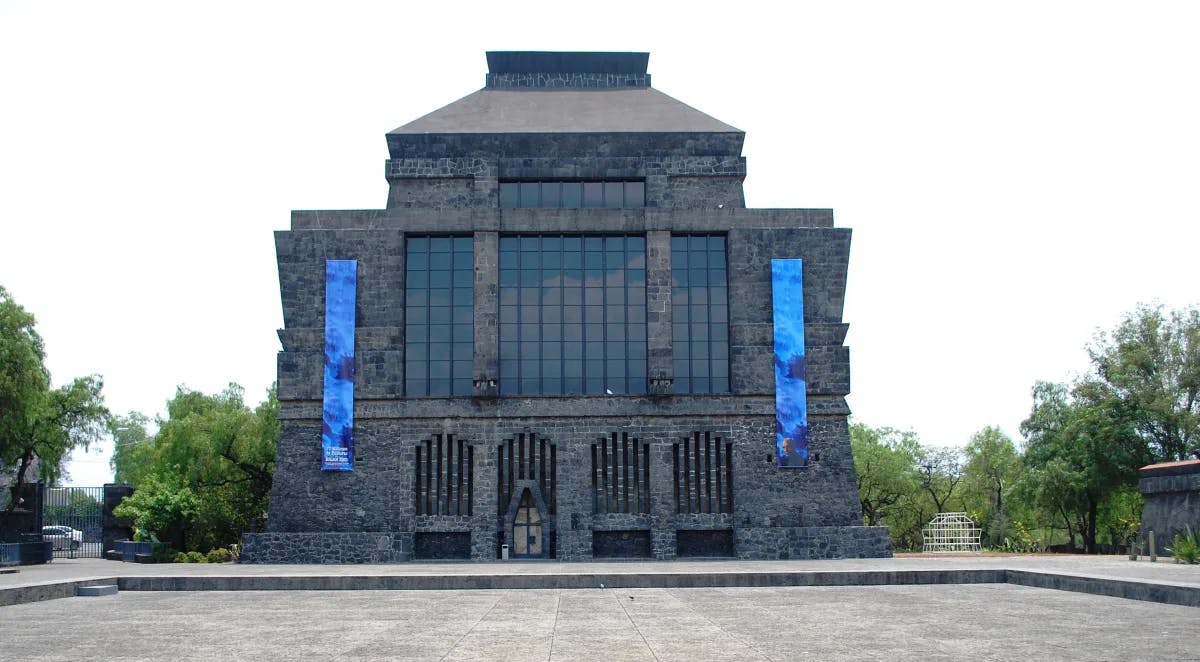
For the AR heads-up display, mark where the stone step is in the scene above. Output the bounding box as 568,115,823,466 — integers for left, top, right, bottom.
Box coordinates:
76,584,118,597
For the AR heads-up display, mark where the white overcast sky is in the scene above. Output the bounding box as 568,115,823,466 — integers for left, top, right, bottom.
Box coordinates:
2,1,1197,486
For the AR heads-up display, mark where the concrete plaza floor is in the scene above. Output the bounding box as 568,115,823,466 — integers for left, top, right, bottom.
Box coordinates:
1,555,1197,660
2,583,1198,661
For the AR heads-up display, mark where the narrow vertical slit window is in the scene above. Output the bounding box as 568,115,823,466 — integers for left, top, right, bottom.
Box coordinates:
673,432,733,514
590,431,650,514
414,435,473,517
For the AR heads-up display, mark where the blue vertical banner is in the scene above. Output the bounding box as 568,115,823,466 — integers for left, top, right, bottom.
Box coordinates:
772,259,808,468
322,260,357,471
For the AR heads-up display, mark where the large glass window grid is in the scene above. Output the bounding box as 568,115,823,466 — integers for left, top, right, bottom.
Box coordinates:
405,236,474,397
499,235,647,396
671,235,730,394
498,181,645,209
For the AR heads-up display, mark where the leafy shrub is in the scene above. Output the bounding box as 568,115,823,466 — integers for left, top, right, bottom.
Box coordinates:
174,552,189,563
113,475,200,550
150,543,176,563
206,548,232,563
1166,526,1200,564
185,551,207,563
999,521,1041,553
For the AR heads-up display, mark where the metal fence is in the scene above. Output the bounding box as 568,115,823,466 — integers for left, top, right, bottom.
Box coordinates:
921,512,982,553
42,486,105,559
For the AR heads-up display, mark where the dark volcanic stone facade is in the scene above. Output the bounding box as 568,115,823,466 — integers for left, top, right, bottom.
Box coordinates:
1139,459,1200,556
243,51,891,563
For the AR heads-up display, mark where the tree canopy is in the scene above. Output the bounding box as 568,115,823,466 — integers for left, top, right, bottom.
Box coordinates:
1087,304,1200,462
112,384,278,551
852,304,1195,553
850,423,919,528
1,286,109,512
850,422,973,551
959,426,1023,548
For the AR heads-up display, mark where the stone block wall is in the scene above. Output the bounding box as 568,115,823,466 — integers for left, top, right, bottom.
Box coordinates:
1139,460,1200,556
384,132,746,163
272,212,851,407
241,532,410,564
251,204,889,563
251,52,891,564
383,154,748,211
254,400,886,562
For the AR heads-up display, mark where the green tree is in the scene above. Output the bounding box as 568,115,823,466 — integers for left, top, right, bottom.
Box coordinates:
113,384,278,551
109,412,152,485
1097,484,1143,548
916,446,965,515
1,286,110,512
1087,304,1200,462
850,423,921,527
0,285,47,510
1018,380,1149,553
849,423,939,550
960,426,1023,547
112,473,200,548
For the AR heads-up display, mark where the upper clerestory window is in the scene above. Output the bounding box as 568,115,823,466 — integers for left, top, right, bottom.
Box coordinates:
499,181,645,209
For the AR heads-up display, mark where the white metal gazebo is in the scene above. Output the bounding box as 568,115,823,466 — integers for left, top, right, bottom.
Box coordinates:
921,512,982,553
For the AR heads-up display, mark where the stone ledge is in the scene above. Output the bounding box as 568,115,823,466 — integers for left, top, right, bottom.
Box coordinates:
287,208,836,231
274,394,850,420
76,584,118,597
0,579,120,607
102,570,1200,608
486,72,650,89
4,566,1198,609
1005,569,1200,608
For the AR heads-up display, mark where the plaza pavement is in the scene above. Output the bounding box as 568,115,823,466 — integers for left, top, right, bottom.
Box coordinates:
1,555,1197,660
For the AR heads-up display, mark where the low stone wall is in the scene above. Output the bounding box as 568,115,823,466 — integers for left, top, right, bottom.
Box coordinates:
240,532,412,564
735,526,893,560
241,525,892,563
113,540,152,562
0,541,52,566
1139,459,1200,556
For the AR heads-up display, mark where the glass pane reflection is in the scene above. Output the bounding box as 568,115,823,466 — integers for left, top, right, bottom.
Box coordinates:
499,235,647,395
671,235,730,394
405,235,474,396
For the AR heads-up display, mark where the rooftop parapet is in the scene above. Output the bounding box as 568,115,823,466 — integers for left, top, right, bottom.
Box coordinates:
485,51,650,89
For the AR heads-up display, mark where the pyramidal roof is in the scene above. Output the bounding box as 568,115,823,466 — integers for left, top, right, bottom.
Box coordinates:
389,52,741,135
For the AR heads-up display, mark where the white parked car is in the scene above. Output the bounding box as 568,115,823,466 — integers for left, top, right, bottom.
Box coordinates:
42,525,83,550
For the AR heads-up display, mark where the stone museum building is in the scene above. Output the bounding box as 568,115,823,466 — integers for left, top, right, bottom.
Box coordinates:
241,52,892,562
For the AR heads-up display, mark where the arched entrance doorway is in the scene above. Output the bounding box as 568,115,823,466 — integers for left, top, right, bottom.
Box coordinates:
512,489,543,558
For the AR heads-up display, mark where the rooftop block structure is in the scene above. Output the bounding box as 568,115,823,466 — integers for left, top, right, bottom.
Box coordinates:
242,52,892,562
